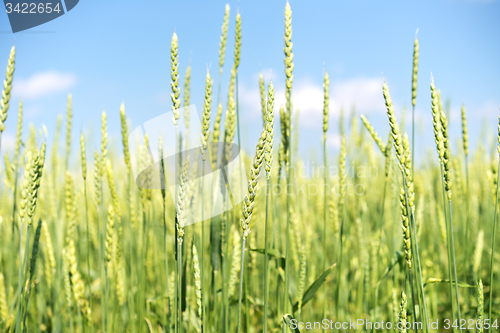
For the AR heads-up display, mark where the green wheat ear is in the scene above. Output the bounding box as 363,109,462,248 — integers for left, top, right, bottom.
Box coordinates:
234,13,242,70
383,81,404,165
323,70,330,142
80,133,87,181
219,4,230,75
284,2,294,116
400,180,412,269
398,291,407,333
170,32,181,126
240,129,266,239
461,104,468,157
120,103,131,173
192,244,202,318
65,94,72,162
101,111,108,165
440,104,452,200
430,78,444,161
360,114,385,153
0,273,7,322
477,279,484,333
211,103,223,167
184,65,191,129
264,81,275,179
259,73,266,125
15,99,23,160
201,69,213,160
412,34,419,108
0,45,15,133
105,205,115,266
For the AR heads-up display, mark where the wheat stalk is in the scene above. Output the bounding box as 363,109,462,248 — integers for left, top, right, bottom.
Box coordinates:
263,81,275,333
488,114,500,323
238,128,266,333
283,3,294,330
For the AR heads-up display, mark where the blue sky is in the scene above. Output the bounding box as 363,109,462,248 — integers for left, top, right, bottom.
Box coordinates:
0,0,499,166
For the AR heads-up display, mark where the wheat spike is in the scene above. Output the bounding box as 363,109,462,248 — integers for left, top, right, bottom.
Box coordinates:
0,46,15,133
398,291,407,333
461,105,469,157
477,279,484,333
65,172,77,243
264,81,275,178
106,159,120,216
338,137,347,222
400,184,412,269
284,2,294,117
105,205,115,266
15,99,23,160
184,65,192,129
411,35,419,108
192,244,202,318
218,4,230,75
120,104,131,173
323,71,330,141
228,227,241,298
62,248,72,308
80,133,87,181
116,226,126,306
99,114,108,173
201,69,213,160
176,158,189,242
440,105,452,200
473,230,484,276
259,73,266,126
240,129,266,239
402,134,415,211
383,81,404,165
0,273,8,322
93,150,102,206
430,79,444,161
42,224,56,289
65,94,72,163
20,146,45,226
211,103,223,168
171,32,181,126
234,13,242,70
360,115,386,154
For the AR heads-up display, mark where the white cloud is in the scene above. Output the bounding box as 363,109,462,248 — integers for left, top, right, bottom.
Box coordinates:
0,132,15,153
326,133,341,148
477,99,500,116
12,71,76,99
239,76,385,128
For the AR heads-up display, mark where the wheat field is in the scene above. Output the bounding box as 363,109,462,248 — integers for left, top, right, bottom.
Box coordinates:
0,3,499,333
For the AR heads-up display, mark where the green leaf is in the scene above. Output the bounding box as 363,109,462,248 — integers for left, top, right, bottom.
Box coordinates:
423,278,477,289
282,314,301,332
376,251,403,289
251,248,286,269
250,248,283,258
292,264,336,313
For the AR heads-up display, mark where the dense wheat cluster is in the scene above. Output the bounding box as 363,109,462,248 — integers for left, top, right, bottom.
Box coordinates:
0,3,499,333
